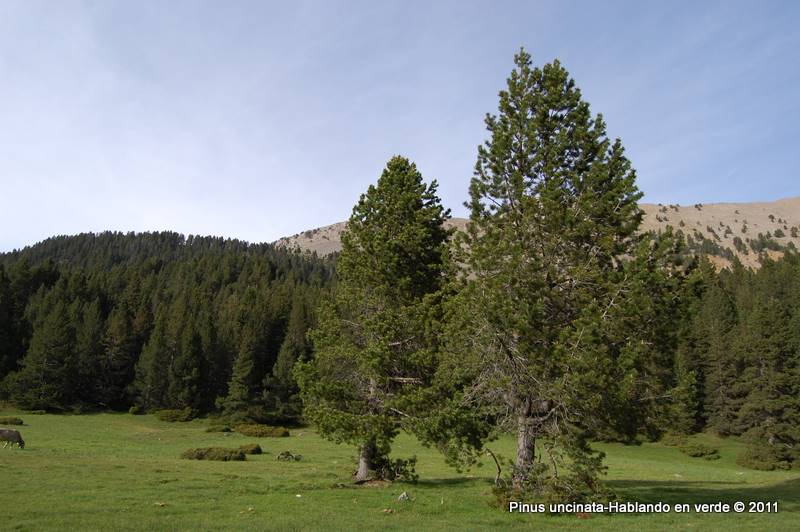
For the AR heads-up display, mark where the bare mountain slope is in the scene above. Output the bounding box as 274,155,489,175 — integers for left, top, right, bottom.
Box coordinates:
275,198,800,268
275,218,468,257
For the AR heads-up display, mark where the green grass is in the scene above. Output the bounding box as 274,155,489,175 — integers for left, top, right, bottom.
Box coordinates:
1,406,797,531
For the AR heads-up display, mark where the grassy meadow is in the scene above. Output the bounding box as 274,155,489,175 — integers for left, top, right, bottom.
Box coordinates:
1,406,798,531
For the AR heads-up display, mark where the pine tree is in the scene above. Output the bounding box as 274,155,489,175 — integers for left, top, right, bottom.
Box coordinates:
169,320,203,411
444,50,646,497
133,307,172,409
7,297,77,409
218,328,260,420
693,270,739,433
3,258,40,378
75,298,105,404
0,265,14,379
297,156,450,482
263,292,312,423
100,303,139,407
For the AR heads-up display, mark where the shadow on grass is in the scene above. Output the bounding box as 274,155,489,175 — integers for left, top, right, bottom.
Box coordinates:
415,477,492,487
608,478,800,510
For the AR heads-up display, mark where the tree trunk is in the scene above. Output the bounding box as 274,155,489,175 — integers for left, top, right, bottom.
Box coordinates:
354,378,380,483
512,399,535,493
354,438,376,483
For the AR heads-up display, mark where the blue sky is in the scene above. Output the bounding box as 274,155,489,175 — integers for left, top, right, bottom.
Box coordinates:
1,0,798,251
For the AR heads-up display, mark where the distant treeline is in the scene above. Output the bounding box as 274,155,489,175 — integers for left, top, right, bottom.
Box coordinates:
0,231,333,424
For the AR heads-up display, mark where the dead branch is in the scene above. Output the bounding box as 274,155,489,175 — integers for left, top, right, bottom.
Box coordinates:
485,448,503,487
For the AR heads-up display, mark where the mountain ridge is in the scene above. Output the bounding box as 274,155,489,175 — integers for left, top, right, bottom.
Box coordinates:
274,197,800,268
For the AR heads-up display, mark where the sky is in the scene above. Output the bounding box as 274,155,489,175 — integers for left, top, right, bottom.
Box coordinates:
1,0,798,251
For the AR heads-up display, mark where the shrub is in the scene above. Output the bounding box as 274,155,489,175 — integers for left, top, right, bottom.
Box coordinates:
491,460,613,507
128,405,144,415
660,431,687,447
156,408,196,422
71,404,92,415
678,442,720,460
239,443,263,455
736,445,792,471
205,424,232,433
750,233,783,253
236,424,290,437
181,447,246,461
277,450,302,461
0,416,23,425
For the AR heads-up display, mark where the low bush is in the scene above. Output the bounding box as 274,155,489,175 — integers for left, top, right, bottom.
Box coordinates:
70,404,92,415
205,424,232,433
128,405,144,415
277,450,302,461
181,447,246,461
736,445,792,471
239,443,262,455
156,408,196,422
660,431,687,447
236,424,289,437
678,442,720,460
0,416,23,425
490,461,612,507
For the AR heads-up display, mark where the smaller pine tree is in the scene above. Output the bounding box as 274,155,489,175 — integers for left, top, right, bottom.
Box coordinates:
7,297,77,409
297,155,450,482
218,328,260,421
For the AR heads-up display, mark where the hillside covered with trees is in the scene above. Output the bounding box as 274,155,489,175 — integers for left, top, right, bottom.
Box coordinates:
0,232,333,424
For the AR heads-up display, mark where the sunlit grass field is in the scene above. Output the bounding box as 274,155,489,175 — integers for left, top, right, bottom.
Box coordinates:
1,406,798,531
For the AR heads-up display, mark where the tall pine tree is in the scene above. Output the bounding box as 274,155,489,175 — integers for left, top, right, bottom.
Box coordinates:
444,50,649,497
297,156,450,482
